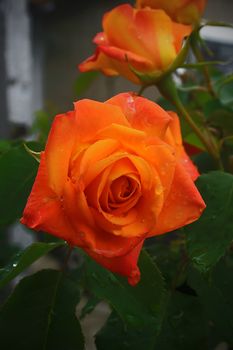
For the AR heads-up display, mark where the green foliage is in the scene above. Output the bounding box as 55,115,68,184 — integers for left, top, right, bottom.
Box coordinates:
185,171,233,273
0,143,39,228
154,292,207,350
84,250,167,348
0,269,84,350
0,242,64,289
96,311,156,350
188,257,233,347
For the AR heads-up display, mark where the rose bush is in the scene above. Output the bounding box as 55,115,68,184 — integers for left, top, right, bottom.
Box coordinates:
136,0,207,24
21,92,205,285
79,4,192,84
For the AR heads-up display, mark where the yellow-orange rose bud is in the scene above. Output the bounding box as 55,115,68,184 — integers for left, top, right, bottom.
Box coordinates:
136,0,207,25
79,4,192,84
21,93,205,285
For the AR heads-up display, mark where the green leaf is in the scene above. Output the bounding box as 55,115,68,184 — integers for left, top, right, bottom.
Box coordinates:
154,292,207,350
74,71,99,96
186,171,233,273
0,269,84,350
145,233,188,289
0,242,64,289
218,81,233,109
188,257,233,346
193,152,218,173
84,250,167,348
96,311,156,350
0,143,38,227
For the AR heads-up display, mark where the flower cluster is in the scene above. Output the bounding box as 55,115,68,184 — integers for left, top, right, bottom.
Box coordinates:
22,0,207,285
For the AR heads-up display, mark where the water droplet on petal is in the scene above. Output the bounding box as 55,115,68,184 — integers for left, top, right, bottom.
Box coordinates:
128,267,140,286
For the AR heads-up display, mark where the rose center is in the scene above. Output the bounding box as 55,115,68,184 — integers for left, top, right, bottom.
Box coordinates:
108,175,139,210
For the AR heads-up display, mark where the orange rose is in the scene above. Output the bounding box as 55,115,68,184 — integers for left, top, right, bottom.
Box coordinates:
21,93,205,285
136,0,207,24
79,4,192,84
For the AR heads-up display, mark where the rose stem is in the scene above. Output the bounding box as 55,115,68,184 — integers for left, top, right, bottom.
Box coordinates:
157,75,223,169
190,30,217,97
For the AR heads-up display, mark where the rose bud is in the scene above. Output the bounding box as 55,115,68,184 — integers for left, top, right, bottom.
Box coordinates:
79,4,192,85
136,0,207,25
21,93,205,286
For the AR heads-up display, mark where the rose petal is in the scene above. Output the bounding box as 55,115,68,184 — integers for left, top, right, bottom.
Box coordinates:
73,99,130,143
86,240,144,285
63,175,143,257
151,162,206,236
21,154,79,245
166,111,199,180
45,111,76,195
107,93,172,139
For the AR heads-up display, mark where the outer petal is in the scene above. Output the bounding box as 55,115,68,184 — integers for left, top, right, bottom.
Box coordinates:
79,47,120,77
86,240,144,286
45,111,76,195
165,111,199,181
79,46,149,84
136,0,207,24
107,93,172,138
20,153,79,245
73,99,130,143
150,162,206,236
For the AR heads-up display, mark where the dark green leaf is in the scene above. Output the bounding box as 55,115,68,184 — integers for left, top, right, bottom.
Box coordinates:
84,250,167,348
193,152,218,173
0,143,38,227
0,242,64,289
145,233,188,289
154,292,207,350
74,71,99,96
0,269,84,350
96,311,155,350
186,171,233,272
218,81,233,109
188,257,233,346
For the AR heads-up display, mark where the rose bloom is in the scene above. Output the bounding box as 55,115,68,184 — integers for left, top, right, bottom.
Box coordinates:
21,93,205,285
79,4,192,84
136,0,207,24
